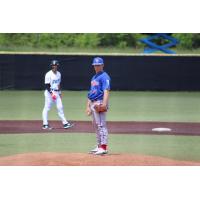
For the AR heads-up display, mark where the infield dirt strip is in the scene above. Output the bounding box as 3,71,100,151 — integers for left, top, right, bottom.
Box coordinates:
1,120,200,135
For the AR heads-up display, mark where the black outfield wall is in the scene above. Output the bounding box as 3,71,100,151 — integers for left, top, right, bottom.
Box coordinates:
0,54,200,91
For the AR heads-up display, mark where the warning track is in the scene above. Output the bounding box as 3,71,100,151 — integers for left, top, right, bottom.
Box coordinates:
0,120,200,136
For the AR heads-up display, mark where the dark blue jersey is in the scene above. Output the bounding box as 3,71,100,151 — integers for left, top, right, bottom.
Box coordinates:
88,71,111,101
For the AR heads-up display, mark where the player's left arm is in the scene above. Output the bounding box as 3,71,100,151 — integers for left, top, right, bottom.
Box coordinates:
102,90,110,108
58,73,61,91
102,77,111,108
58,73,62,97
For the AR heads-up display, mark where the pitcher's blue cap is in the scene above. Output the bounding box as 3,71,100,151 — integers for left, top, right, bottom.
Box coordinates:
92,57,104,66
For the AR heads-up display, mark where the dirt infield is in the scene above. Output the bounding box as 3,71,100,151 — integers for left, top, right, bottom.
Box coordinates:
0,152,199,166
1,120,200,135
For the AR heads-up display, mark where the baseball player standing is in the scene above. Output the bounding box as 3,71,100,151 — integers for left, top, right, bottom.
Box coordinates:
42,60,73,130
86,57,111,155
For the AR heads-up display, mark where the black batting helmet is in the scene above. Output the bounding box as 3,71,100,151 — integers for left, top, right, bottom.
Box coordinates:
50,60,59,67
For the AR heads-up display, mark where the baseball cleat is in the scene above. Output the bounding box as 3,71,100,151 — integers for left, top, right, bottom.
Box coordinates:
42,125,53,130
89,146,99,154
94,148,108,155
63,122,74,129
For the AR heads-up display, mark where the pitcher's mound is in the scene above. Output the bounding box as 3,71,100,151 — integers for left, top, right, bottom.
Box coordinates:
0,152,199,166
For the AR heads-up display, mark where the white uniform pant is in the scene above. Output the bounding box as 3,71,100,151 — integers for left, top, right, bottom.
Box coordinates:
90,100,108,146
42,90,67,125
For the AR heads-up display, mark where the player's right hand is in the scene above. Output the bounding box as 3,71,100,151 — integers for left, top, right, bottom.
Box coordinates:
51,93,57,101
86,107,92,116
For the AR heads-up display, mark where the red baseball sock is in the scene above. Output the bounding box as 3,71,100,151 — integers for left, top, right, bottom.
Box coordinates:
101,144,107,150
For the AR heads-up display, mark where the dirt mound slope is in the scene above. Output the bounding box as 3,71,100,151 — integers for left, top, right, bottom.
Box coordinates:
0,152,199,166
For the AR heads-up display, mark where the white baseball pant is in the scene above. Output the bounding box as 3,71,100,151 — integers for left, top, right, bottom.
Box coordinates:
42,90,67,125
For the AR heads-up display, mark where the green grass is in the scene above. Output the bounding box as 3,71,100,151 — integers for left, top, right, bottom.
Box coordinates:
111,134,200,162
0,133,94,157
0,47,143,54
1,46,200,55
1,90,200,162
1,91,200,122
110,91,200,122
0,133,200,162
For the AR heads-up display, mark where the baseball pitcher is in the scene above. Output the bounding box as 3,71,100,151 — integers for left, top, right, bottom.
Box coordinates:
42,60,73,130
86,57,111,155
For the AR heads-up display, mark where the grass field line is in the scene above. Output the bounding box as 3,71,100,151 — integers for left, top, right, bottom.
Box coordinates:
0,51,200,57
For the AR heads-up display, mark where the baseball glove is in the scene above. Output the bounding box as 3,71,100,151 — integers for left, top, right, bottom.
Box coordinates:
94,104,107,113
